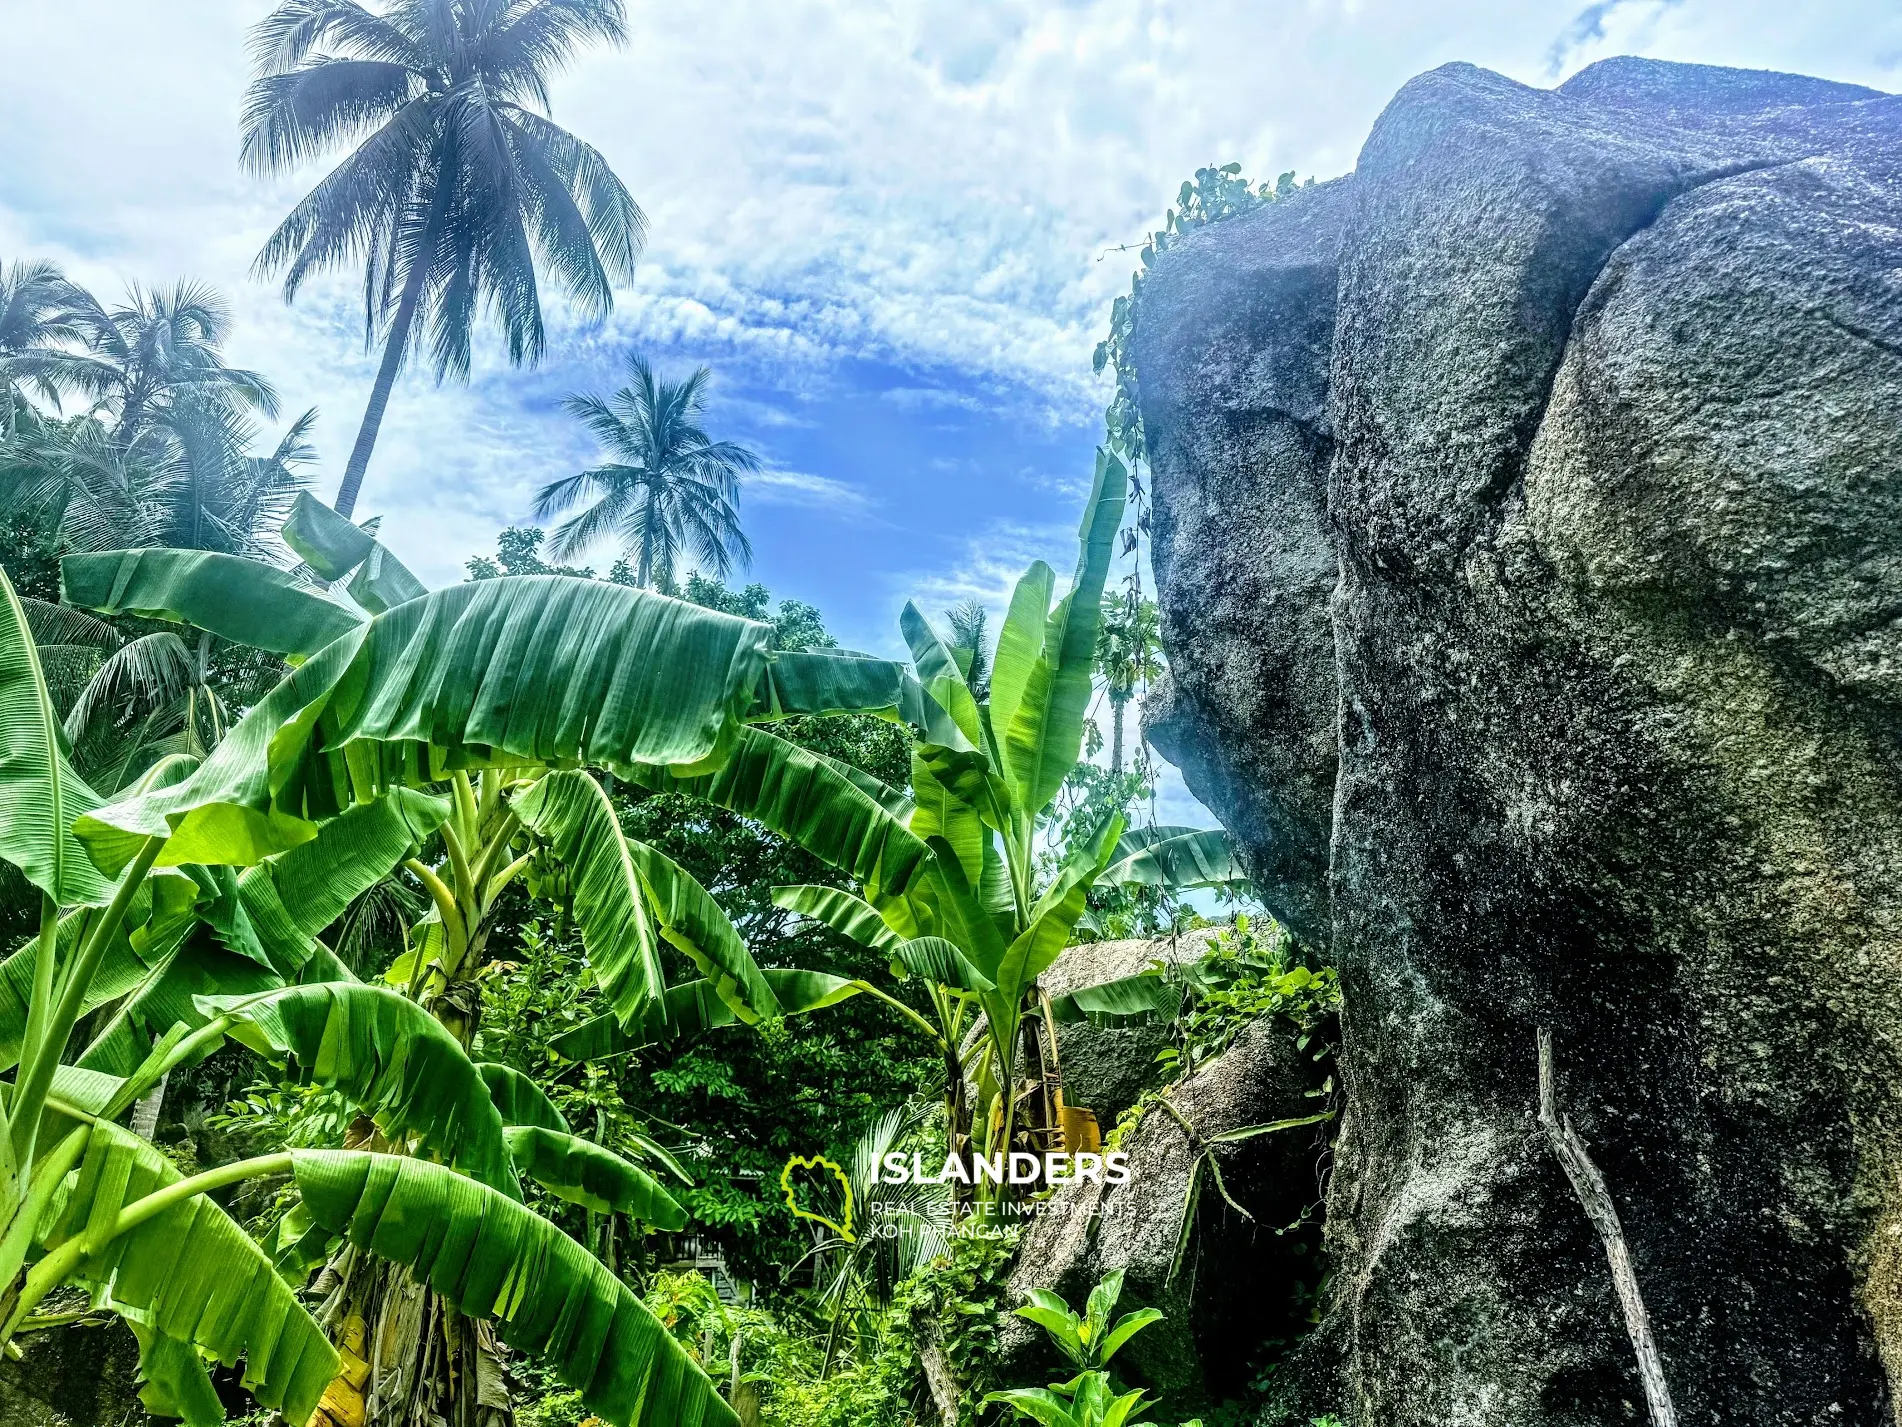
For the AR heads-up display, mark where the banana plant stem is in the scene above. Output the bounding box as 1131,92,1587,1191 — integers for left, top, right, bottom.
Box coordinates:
12,836,164,1167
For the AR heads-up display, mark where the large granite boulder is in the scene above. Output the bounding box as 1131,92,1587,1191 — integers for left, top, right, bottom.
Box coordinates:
1135,57,1902,1425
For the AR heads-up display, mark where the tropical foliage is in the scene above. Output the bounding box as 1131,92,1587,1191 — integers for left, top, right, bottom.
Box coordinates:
243,0,646,516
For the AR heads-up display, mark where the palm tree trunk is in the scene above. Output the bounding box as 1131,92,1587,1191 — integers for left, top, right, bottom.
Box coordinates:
335,255,428,520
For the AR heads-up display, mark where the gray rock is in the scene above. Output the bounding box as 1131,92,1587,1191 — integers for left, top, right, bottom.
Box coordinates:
1038,929,1219,1126
1000,1015,1330,1414
1134,55,1902,1426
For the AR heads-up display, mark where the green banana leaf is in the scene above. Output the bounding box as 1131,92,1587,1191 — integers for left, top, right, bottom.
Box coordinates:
292,1150,738,1427
635,725,927,898
78,933,287,1077
770,884,900,953
43,1121,339,1424
986,560,1053,779
1100,826,1244,890
479,1061,569,1133
126,1317,226,1427
236,788,451,968
889,936,994,994
280,491,427,613
61,548,365,660
503,1125,687,1227
549,969,865,1063
198,983,519,1196
78,575,777,871
909,747,987,885
899,603,982,748
999,450,1127,814
997,812,1124,1000
1046,971,1183,1027
755,648,971,751
515,770,777,1025
0,566,110,904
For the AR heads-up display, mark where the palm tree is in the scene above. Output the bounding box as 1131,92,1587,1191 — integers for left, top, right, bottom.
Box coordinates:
0,260,115,425
534,353,755,587
945,599,992,699
242,0,646,518
80,281,277,442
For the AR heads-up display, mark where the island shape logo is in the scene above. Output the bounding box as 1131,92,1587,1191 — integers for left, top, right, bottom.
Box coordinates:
780,1153,855,1243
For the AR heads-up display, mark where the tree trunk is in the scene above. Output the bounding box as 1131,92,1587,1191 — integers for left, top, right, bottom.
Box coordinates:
1110,695,1127,775
128,1072,167,1141
334,254,429,520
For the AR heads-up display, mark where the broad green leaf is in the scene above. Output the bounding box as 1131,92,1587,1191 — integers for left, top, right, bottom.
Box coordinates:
920,839,1009,982
900,602,982,747
479,1061,569,1133
983,1386,1080,1427
1013,1299,1085,1362
291,1150,740,1427
79,576,774,869
549,969,864,1063
634,725,927,898
43,1121,339,1424
987,561,1054,775
909,748,986,885
281,491,427,613
770,884,899,953
61,549,364,660
755,648,971,750
511,771,663,1024
625,835,778,1022
1095,1307,1165,1365
0,566,110,904
198,983,519,1195
1101,826,1244,891
236,788,451,969
78,933,286,1077
1047,972,1181,1027
890,936,994,994
998,813,1123,1002
1003,451,1128,813
503,1125,687,1227
127,1318,225,1427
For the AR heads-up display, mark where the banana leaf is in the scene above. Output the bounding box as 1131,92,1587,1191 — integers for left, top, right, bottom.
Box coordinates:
899,602,982,748
198,984,519,1196
1046,971,1183,1027
78,933,285,1077
43,1122,339,1424
0,567,110,904
1100,826,1244,890
755,649,970,750
479,1061,569,1133
890,936,994,994
236,788,450,968
280,492,427,613
291,1150,739,1427
503,1125,687,1227
999,450,1127,814
515,771,776,1024
634,724,927,898
61,548,364,660
126,1318,226,1427
770,884,900,953
549,969,865,1063
78,575,776,871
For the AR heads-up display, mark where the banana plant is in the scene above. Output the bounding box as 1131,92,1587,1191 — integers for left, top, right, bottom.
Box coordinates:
52,495,951,1424
602,452,1247,1202
0,564,747,1427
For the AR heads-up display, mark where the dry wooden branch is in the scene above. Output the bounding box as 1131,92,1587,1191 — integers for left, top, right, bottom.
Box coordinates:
1537,1028,1678,1427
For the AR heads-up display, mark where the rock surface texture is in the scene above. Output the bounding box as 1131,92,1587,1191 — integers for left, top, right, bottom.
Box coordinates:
1136,58,1902,1425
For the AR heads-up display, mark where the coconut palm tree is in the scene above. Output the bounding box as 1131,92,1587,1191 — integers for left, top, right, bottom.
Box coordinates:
1096,589,1161,774
242,0,646,518
534,353,755,587
0,260,115,425
79,281,277,442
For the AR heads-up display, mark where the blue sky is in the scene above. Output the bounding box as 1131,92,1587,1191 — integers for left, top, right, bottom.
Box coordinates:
1,0,1897,817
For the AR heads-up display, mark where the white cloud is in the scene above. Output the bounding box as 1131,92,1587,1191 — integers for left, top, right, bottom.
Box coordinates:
746,468,874,511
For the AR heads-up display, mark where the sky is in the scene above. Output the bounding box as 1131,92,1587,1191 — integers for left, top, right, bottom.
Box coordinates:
1,0,1897,822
